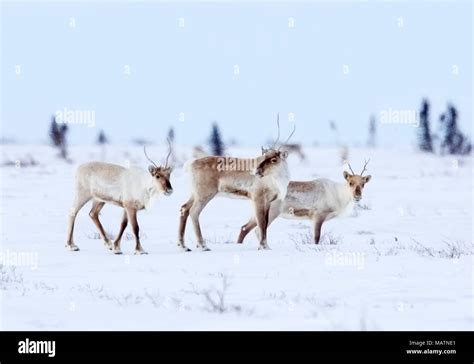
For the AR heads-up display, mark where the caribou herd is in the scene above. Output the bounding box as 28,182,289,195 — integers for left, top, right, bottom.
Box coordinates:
66,115,372,254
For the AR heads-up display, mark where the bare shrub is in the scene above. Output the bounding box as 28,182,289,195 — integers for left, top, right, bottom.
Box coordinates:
290,231,314,252
290,230,341,252
2,154,38,168
322,232,341,245
207,234,233,245
33,282,57,292
355,203,371,211
188,273,242,314
410,238,435,257
0,265,24,290
86,231,147,241
386,238,473,258
439,240,472,258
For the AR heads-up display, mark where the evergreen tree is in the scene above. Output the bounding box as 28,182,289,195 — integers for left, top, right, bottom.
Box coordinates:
208,122,225,156
167,127,175,143
329,120,340,146
440,104,471,155
97,130,108,145
97,130,108,160
49,115,68,159
367,115,376,148
418,99,433,152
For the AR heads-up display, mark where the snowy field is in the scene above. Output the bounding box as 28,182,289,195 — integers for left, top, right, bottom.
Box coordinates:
0,145,472,330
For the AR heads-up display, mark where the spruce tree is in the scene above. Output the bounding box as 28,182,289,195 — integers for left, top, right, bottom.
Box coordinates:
49,115,68,159
418,99,433,152
97,130,108,145
440,104,471,155
167,127,175,143
368,115,376,148
208,123,225,156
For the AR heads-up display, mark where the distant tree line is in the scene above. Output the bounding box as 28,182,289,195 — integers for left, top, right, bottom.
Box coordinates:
47,112,227,162
50,105,469,161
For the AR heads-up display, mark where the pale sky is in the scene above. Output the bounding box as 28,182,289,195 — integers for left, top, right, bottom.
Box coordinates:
1,0,472,147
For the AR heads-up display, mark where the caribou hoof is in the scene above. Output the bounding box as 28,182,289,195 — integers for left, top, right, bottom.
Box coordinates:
66,244,80,252
134,250,148,255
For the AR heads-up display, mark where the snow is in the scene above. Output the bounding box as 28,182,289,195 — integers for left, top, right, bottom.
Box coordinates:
0,145,472,330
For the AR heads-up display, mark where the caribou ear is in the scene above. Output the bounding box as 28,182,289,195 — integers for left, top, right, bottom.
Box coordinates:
363,175,372,184
343,171,351,180
281,151,289,160
148,166,156,175
261,147,268,155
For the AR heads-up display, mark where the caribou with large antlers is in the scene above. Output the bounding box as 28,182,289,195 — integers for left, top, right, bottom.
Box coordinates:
237,160,372,244
66,142,174,254
178,114,294,251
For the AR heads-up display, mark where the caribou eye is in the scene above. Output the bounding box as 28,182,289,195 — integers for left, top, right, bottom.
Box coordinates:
271,158,277,163
349,182,354,187
156,175,161,179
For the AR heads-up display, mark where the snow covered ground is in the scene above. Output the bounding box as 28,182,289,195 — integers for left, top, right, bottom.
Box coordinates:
0,145,472,330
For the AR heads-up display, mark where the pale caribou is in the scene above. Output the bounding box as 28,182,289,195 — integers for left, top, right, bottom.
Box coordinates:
178,115,294,251
66,143,174,255
237,160,372,244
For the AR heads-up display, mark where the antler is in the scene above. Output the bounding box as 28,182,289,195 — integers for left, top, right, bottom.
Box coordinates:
271,113,281,150
269,112,297,150
143,145,158,168
360,159,370,176
346,162,356,175
164,138,173,168
282,123,296,147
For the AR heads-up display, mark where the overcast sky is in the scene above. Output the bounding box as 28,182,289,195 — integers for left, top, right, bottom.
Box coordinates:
1,0,472,147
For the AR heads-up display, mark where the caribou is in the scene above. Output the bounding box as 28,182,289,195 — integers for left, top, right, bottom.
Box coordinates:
65,142,174,255
237,160,372,245
178,114,294,251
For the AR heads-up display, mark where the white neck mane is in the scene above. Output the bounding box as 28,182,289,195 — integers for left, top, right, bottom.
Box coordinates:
335,182,354,214
264,162,290,199
123,167,160,210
